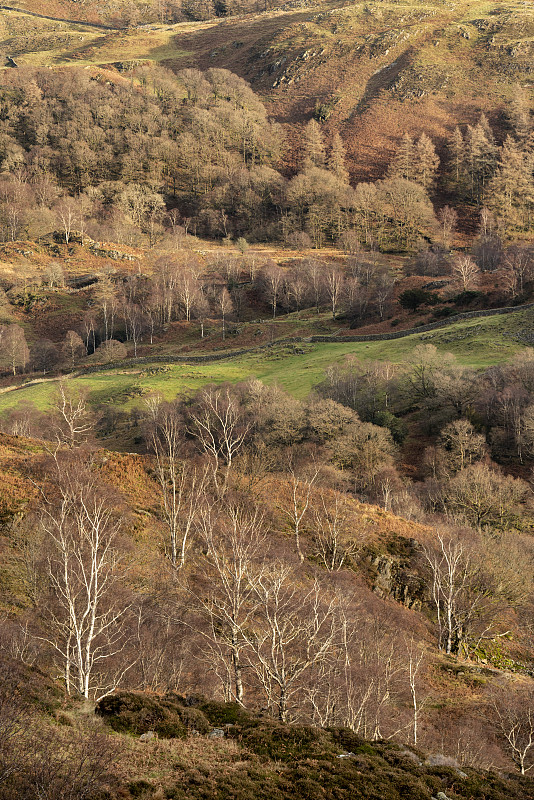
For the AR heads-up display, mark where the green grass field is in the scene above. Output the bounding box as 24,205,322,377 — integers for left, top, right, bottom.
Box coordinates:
0,308,531,418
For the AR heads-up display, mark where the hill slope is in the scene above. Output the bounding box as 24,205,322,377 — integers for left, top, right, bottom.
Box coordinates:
2,1,533,177
0,306,531,419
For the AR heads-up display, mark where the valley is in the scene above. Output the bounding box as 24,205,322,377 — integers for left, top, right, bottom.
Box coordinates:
0,1,533,798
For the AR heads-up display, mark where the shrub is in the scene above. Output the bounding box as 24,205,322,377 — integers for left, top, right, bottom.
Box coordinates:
96,691,186,738
399,289,439,311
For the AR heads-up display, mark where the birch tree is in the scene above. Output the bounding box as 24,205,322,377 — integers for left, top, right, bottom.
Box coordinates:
149,401,208,568
493,689,534,775
279,467,317,562
187,385,250,495
192,504,266,705
51,381,94,449
38,457,132,700
242,567,339,722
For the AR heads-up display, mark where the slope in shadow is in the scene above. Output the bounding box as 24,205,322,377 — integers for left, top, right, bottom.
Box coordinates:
354,47,414,116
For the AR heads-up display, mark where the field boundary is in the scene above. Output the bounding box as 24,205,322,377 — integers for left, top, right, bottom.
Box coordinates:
72,301,534,375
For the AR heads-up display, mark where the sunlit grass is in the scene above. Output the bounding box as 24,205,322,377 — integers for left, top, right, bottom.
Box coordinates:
0,308,531,417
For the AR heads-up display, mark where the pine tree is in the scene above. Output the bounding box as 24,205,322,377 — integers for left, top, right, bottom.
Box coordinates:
328,133,350,184
303,119,326,168
413,133,440,190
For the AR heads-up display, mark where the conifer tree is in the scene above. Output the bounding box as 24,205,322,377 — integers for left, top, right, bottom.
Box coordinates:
388,132,415,181
465,119,497,203
413,133,440,190
509,85,532,143
328,133,350,184
447,126,467,195
303,119,326,168
487,136,534,234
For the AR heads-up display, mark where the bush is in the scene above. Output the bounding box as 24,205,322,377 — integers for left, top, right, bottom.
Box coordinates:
200,700,252,727
176,706,211,734
238,722,333,763
96,691,187,738
398,289,439,311
452,290,484,306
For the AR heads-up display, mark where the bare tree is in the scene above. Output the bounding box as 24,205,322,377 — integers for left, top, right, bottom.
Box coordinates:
262,264,284,319
503,246,533,299
307,610,406,739
192,504,266,705
0,660,30,788
38,456,132,700
324,264,345,320
94,276,118,342
437,205,457,249
493,689,534,775
187,386,250,495
311,493,363,572
452,254,479,291
302,259,325,314
216,287,233,340
176,267,201,322
404,637,426,746
241,567,339,721
279,467,318,562
422,530,504,657
193,290,210,338
442,463,527,529
50,381,94,449
55,200,77,245
123,302,145,358
439,419,487,473
0,324,29,375
62,330,86,368
148,401,208,568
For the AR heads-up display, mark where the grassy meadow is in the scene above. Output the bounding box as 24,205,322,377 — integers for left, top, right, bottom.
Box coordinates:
0,307,530,417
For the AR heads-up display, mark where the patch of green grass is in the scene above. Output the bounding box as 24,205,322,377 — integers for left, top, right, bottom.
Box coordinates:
0,309,531,414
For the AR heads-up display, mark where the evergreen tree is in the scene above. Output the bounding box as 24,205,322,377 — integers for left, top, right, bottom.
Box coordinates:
487,136,534,234
328,133,350,184
413,133,440,190
303,119,326,168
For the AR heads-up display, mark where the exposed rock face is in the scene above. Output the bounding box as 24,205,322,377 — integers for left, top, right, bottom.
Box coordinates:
362,537,427,609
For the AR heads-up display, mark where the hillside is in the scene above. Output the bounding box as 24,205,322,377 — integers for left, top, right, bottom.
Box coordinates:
2,0,533,178
0,306,532,421
0,2,533,797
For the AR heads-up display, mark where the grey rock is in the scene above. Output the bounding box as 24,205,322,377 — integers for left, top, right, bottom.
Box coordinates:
139,731,157,742
209,728,225,739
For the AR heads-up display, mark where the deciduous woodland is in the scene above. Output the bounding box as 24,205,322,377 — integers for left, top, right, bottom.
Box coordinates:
0,30,533,800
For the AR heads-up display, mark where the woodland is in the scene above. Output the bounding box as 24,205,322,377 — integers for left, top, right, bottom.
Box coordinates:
0,7,532,798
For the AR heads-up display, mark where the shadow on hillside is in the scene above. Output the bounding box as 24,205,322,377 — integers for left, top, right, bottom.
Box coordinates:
353,47,414,116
